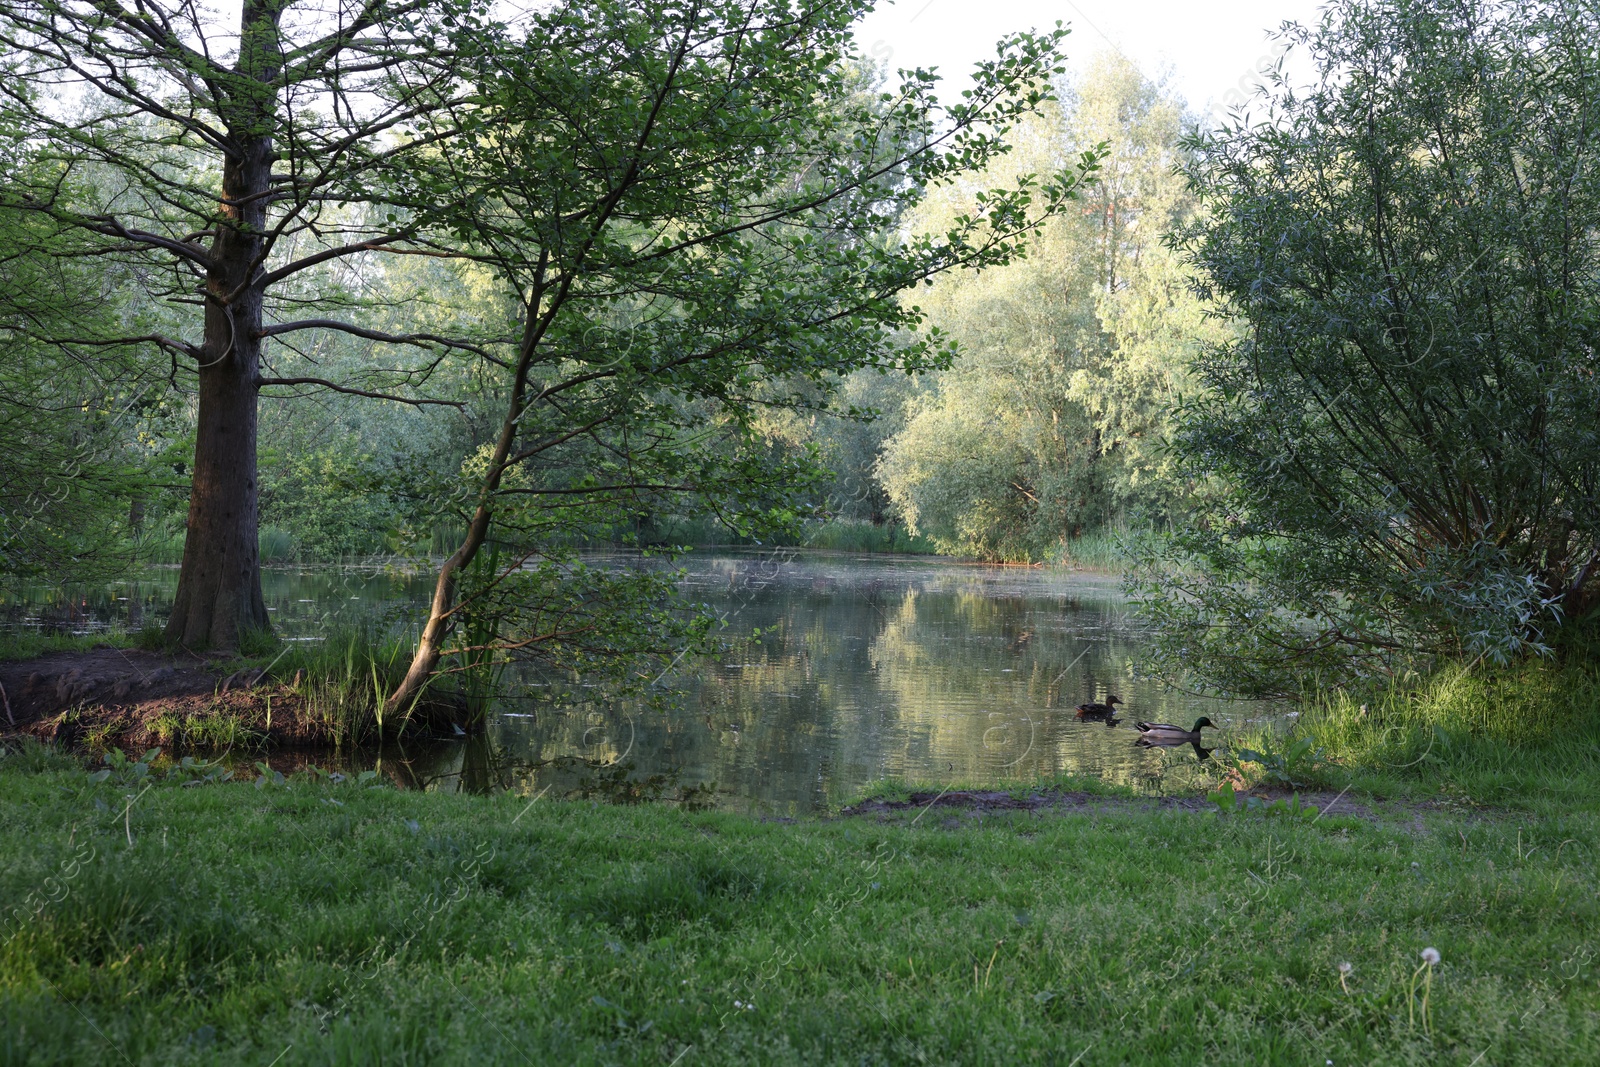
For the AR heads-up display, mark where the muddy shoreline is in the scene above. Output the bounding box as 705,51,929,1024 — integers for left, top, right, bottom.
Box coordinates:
836,785,1449,824
0,647,464,750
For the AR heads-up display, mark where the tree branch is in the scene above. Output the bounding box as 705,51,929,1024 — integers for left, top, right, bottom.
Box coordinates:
256,376,465,407
257,318,510,363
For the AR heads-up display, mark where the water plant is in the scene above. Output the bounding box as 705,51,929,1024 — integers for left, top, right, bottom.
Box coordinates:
85,747,233,788
575,760,719,810
275,627,421,745
1206,781,1319,821
1234,734,1333,791
251,761,286,788
85,745,160,786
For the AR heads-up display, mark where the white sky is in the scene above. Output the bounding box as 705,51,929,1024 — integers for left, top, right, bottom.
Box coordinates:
853,0,1329,118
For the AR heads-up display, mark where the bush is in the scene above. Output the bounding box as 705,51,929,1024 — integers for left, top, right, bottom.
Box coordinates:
1141,0,1600,696
259,446,400,559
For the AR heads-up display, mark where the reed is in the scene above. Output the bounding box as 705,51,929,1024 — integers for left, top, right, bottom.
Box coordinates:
801,520,939,554
258,526,297,563
271,628,449,745
1043,529,1128,572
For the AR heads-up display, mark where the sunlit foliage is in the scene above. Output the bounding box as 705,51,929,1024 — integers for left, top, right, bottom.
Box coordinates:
875,55,1213,560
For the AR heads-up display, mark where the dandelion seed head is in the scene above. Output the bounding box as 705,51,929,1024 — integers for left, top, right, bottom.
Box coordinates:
1421,947,1441,965
1338,961,1352,974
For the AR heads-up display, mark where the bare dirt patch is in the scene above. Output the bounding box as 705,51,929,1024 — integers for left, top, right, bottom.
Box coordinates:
839,786,1440,824
841,788,1207,819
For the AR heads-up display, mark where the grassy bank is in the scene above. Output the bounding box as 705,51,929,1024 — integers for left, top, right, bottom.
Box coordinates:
2,742,1598,1066
0,628,150,664
1215,656,1600,817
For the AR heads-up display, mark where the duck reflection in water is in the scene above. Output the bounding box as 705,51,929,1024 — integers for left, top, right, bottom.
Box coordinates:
1133,735,1214,760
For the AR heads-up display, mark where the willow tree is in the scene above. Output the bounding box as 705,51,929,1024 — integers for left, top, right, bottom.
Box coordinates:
876,54,1205,560
380,1,1102,712
0,0,482,647
1135,0,1600,696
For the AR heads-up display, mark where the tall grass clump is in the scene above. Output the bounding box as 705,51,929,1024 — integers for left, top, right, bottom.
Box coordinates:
273,626,486,744
258,526,296,563
429,523,469,556
1294,656,1600,808
1045,530,1127,572
275,628,420,745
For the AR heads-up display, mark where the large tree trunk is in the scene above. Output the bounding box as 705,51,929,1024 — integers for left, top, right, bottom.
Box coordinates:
164,4,280,649
164,331,269,648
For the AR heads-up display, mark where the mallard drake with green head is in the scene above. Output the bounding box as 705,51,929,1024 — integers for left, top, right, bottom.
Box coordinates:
1075,695,1122,719
1135,717,1215,742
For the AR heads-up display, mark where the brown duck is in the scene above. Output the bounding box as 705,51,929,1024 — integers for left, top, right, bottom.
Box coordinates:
1075,695,1122,719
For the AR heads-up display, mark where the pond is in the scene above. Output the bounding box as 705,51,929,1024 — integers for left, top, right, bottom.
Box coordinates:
2,551,1274,811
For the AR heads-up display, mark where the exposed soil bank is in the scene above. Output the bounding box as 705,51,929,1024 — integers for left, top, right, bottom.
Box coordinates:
0,647,469,750
0,647,316,748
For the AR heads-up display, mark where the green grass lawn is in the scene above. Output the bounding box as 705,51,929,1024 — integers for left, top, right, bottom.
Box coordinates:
2,743,1597,1066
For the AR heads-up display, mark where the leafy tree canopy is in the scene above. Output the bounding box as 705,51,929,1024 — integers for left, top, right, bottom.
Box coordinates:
0,129,176,581
1133,0,1600,697
876,54,1209,560
271,0,1105,711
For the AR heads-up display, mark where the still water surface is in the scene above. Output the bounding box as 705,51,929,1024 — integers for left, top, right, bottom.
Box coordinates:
3,551,1272,811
